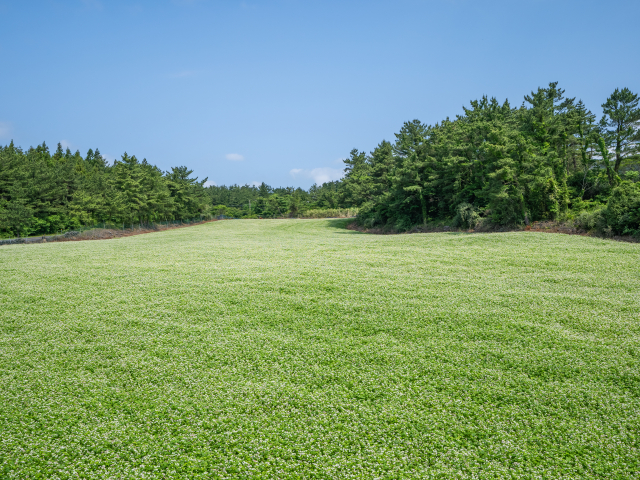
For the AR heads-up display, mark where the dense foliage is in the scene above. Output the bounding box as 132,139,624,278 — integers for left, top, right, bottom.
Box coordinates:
206,181,343,218
0,141,347,237
340,84,640,234
0,143,210,237
3,83,638,237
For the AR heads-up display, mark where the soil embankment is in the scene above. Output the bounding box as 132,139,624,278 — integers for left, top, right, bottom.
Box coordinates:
346,219,639,243
0,219,219,246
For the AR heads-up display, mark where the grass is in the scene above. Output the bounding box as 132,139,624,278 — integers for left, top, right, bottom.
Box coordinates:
1,219,639,478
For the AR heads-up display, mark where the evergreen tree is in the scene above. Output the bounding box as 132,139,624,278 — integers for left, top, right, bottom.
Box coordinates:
3,82,639,237
600,88,640,173
258,182,272,198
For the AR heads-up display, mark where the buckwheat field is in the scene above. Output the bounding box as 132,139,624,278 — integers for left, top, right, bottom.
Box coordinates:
1,219,639,478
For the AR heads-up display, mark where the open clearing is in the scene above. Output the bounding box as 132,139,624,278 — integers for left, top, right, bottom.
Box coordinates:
1,219,639,478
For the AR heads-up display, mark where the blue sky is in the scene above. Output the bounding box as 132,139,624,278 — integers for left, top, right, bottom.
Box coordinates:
1,0,638,188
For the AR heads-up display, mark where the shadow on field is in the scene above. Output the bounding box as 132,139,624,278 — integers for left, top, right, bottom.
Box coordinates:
326,218,369,234
339,217,640,242
334,218,470,236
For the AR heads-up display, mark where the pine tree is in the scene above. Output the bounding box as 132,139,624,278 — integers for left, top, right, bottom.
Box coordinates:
600,88,640,173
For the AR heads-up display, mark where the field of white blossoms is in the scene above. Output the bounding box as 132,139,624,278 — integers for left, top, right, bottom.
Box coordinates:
1,219,639,478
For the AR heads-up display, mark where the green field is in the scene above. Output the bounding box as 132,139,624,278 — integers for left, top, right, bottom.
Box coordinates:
1,219,639,478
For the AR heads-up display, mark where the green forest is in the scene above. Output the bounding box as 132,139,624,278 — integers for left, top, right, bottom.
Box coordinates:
1,83,639,238
0,140,347,237
342,83,640,236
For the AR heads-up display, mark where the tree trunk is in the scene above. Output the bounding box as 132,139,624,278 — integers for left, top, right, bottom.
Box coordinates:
614,134,622,173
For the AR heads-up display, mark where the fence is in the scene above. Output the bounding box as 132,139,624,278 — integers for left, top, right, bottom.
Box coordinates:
0,216,215,246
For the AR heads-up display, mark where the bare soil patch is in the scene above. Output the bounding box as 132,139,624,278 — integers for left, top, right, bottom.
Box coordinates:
2,219,219,246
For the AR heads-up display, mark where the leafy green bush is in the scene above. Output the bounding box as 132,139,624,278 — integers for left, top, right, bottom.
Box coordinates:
573,208,605,232
212,205,245,218
453,203,480,229
363,216,378,228
572,182,640,236
212,204,228,215
301,208,358,218
602,181,640,236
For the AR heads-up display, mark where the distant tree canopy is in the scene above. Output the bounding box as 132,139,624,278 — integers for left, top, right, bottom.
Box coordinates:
206,181,343,219
2,83,639,238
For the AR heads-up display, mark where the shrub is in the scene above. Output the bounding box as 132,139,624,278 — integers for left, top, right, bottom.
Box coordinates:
363,216,377,229
602,181,640,236
301,208,358,219
212,205,246,218
453,203,480,229
573,208,605,232
212,204,228,216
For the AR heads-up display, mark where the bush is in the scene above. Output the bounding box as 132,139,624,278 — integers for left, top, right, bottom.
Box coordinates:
212,204,228,216
393,215,415,232
602,181,640,236
573,209,605,232
453,203,480,229
363,216,377,229
301,208,358,219
572,182,640,237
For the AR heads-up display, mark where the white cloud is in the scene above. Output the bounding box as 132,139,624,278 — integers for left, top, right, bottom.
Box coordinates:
0,122,12,139
203,180,217,187
290,167,344,185
251,181,261,187
60,139,74,150
226,153,244,161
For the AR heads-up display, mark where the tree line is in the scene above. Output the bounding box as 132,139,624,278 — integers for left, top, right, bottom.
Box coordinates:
206,181,343,218
0,143,210,237
2,83,638,238
339,84,640,235
0,141,345,237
